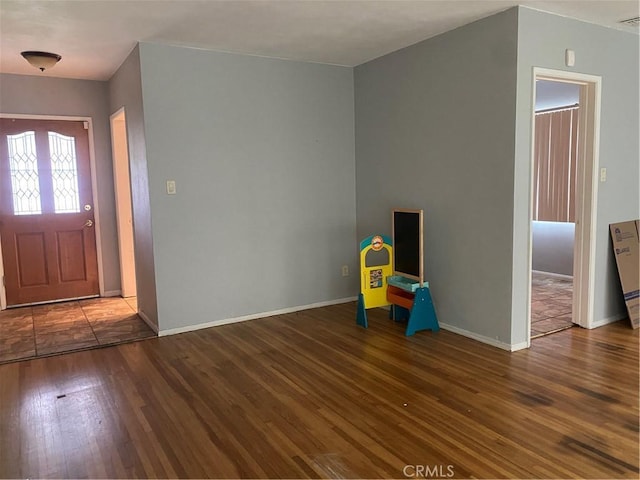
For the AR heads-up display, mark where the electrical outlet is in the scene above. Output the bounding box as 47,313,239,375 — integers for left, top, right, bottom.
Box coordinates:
341,265,349,277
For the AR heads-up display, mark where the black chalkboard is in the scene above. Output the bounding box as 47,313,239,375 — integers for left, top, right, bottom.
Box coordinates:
392,209,423,282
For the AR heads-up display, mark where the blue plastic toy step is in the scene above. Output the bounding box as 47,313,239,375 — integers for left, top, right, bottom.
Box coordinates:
387,275,427,293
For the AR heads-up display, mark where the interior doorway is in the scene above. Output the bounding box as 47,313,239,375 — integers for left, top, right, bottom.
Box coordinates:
528,68,602,341
110,108,137,298
530,80,579,337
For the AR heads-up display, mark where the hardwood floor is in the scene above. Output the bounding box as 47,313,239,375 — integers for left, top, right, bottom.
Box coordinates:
0,297,155,363
531,272,574,338
0,303,638,478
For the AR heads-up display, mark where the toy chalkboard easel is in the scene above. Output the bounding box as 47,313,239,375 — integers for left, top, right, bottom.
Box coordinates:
356,210,439,336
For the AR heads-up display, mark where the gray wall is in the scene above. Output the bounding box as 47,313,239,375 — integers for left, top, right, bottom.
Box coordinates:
108,46,159,329
0,73,120,294
137,43,357,332
532,221,574,276
513,7,639,342
355,9,519,344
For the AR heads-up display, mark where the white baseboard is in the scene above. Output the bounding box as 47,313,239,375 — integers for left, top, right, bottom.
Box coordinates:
138,309,158,333
103,289,122,297
532,270,573,280
438,322,524,351
590,313,626,329
440,323,511,351
510,341,529,352
158,296,358,337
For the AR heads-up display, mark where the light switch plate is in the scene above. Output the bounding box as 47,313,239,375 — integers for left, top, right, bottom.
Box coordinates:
166,180,176,195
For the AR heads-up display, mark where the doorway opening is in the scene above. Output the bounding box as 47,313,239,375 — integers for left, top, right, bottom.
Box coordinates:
110,108,137,299
528,69,601,341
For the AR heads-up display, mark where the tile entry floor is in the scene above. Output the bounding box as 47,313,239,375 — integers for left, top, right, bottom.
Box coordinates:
0,297,156,364
531,272,574,338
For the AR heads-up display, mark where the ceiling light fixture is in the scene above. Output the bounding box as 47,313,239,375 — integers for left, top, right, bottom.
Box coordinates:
20,51,62,72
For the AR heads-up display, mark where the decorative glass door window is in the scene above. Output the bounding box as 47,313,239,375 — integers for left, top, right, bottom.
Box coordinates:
48,131,81,213
4,130,82,216
7,131,42,215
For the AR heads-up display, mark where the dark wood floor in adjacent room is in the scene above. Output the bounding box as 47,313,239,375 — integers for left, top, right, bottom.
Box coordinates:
0,303,638,479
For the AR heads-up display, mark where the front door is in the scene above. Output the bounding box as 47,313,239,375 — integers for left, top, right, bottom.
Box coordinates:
0,118,99,306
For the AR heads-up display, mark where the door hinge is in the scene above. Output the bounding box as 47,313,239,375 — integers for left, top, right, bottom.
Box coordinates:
83,121,89,130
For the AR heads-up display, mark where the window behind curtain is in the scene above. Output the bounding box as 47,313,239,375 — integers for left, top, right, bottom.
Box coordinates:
533,106,579,222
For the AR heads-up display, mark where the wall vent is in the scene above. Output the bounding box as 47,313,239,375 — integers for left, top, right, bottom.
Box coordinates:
619,16,640,26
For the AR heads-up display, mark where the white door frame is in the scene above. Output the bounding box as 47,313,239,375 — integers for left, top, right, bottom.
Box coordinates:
0,113,105,309
110,107,137,297
526,68,602,343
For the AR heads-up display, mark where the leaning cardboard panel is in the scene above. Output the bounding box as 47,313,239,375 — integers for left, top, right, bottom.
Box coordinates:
610,220,640,329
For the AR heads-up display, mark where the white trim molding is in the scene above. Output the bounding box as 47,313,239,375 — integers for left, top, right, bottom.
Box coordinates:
590,313,627,329
138,309,159,333
103,290,123,298
159,296,357,337
525,68,602,347
439,322,527,352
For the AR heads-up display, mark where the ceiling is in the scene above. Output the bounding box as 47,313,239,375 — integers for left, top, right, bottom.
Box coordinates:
0,0,638,81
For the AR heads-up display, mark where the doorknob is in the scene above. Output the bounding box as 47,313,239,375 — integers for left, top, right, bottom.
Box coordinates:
84,219,94,227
